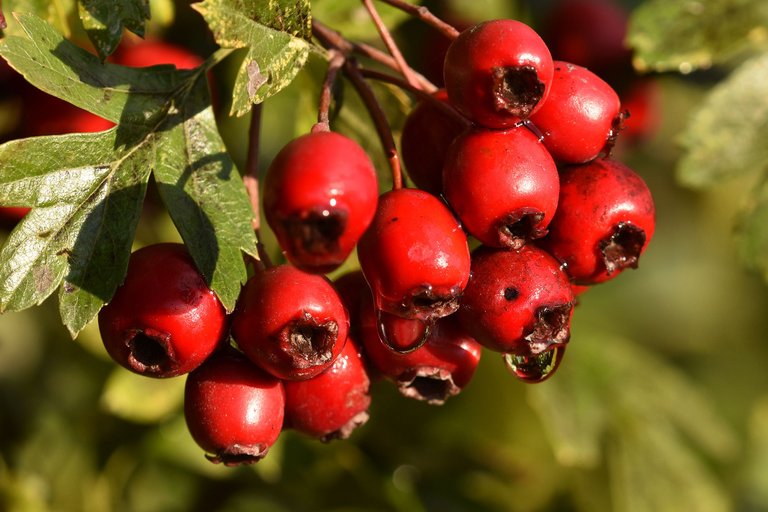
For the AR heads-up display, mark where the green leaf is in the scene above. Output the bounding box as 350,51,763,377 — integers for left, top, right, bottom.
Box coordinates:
192,0,312,116
628,0,768,72
0,0,77,37
677,53,768,188
735,177,768,280
78,0,150,60
100,366,184,423
0,13,258,335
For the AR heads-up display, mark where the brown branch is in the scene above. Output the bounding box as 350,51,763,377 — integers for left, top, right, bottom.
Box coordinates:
313,49,346,133
376,0,460,40
361,0,421,90
243,102,272,267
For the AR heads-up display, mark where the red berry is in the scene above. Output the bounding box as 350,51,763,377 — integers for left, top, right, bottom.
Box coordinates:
98,243,227,378
457,245,574,356
264,131,379,273
111,38,203,69
443,125,559,248
361,305,482,405
184,347,285,465
357,188,471,321
400,89,467,195
283,336,371,441
443,19,554,128
619,78,662,143
375,309,432,353
0,206,31,227
332,270,371,334
231,264,349,380
539,158,656,284
530,61,623,164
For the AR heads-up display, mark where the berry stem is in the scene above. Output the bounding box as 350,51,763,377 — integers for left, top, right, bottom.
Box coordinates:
243,103,272,268
375,0,460,40
343,59,403,190
313,49,346,133
361,0,422,90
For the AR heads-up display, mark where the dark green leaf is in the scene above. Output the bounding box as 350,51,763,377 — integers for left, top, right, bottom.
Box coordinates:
192,0,312,116
677,53,768,188
628,0,768,72
78,0,150,60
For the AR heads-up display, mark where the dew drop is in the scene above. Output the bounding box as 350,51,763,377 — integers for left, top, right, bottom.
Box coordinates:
503,346,565,383
377,310,431,353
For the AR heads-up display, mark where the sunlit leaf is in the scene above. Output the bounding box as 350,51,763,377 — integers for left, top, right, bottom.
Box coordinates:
100,367,184,423
78,0,150,60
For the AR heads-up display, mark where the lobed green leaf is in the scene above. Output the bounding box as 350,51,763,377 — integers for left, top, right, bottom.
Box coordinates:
628,0,768,72
78,0,150,60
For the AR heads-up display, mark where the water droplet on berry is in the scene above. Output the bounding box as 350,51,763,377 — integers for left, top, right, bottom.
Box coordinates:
503,346,565,383
377,310,431,353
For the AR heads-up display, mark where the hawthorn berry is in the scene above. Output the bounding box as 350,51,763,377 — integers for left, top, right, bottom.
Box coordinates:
98,243,227,378
184,347,285,465
443,125,559,248
357,188,471,321
443,19,554,128
539,158,656,284
530,61,624,164
283,336,371,442
457,245,574,356
361,306,482,405
400,89,467,195
111,38,203,69
231,264,349,381
264,131,379,273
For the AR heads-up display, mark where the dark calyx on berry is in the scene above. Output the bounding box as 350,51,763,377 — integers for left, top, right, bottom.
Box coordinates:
600,222,647,275
402,285,462,320
397,367,460,406
497,208,547,249
524,303,573,355
491,65,545,118
321,411,371,443
279,311,339,368
125,328,176,375
206,443,270,466
282,207,348,260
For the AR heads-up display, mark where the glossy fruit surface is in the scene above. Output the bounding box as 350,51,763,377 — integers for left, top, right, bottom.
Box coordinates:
540,158,656,284
111,38,203,69
357,188,470,321
458,245,574,355
283,337,371,441
400,89,467,195
98,243,227,378
231,264,349,380
264,131,379,273
361,308,482,405
443,125,559,248
443,19,554,128
184,347,285,465
530,61,623,164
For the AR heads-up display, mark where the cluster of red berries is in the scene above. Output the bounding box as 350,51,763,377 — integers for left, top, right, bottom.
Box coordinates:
96,17,655,466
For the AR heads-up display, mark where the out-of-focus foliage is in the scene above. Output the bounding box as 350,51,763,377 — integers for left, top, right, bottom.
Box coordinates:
2,0,768,511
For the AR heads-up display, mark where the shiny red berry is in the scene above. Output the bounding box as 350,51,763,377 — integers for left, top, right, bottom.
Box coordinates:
184,347,285,465
401,89,467,195
231,264,349,380
443,125,559,249
443,19,554,128
264,131,379,273
357,188,471,321
530,61,624,164
539,158,656,284
361,306,482,405
98,243,227,378
457,245,574,356
283,336,371,441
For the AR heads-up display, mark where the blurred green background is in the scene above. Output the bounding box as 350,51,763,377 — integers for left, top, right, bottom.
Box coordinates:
3,0,768,510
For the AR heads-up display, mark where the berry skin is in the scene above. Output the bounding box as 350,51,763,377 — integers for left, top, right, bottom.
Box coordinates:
539,158,655,284
361,304,482,405
184,347,285,465
530,61,623,164
400,89,467,195
283,336,371,442
98,243,227,378
457,245,574,356
443,125,559,249
357,188,471,321
231,264,349,381
443,19,554,128
111,38,203,69
264,131,379,273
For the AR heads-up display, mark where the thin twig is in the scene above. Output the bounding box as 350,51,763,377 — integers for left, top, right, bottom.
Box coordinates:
344,59,403,190
361,0,421,90
243,103,272,267
376,0,460,40
313,49,346,133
